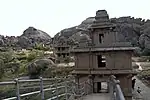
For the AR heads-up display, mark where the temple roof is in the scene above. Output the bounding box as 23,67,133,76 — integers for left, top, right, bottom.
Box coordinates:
89,10,115,29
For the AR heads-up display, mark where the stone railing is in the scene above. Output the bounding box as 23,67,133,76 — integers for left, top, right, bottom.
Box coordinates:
109,75,125,100
0,77,75,100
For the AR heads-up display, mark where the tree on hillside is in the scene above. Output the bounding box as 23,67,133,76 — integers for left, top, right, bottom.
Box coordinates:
27,52,37,62
0,52,13,63
0,59,5,78
64,56,71,65
34,43,50,51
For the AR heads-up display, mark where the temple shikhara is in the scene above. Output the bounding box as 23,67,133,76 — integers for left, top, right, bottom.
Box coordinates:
71,10,137,100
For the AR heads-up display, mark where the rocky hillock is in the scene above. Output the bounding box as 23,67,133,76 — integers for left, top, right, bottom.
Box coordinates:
53,14,150,56
0,27,52,49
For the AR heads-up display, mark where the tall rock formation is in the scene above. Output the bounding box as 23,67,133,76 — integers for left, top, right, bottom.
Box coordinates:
17,27,52,48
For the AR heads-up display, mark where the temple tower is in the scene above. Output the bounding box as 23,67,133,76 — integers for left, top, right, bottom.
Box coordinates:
71,10,137,100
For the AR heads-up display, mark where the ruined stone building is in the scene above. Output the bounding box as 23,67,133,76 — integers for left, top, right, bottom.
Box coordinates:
54,45,70,58
53,36,70,58
71,10,137,100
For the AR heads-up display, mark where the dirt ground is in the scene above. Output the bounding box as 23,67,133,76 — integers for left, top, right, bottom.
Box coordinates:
132,57,150,99
132,57,150,70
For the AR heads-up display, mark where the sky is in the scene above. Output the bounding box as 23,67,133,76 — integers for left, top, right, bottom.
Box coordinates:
0,0,150,37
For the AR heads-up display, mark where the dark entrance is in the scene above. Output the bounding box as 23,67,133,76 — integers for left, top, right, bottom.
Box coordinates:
97,82,101,93
96,82,108,93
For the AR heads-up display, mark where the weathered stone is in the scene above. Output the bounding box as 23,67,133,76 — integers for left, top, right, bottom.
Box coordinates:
28,58,55,78
95,10,109,22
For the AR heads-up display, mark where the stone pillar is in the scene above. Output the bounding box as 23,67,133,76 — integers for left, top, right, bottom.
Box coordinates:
107,81,109,93
93,82,96,93
88,75,94,94
125,75,133,100
119,74,133,100
109,78,115,100
74,75,80,99
75,75,79,88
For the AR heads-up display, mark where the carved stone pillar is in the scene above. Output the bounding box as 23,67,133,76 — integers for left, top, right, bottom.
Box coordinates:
74,75,80,99
88,75,94,94
107,81,109,93
74,75,80,89
109,77,115,100
125,74,133,100
119,74,133,100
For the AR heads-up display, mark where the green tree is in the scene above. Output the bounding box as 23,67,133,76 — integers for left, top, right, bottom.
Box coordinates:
0,52,13,63
27,52,37,62
5,62,20,74
34,43,50,51
0,59,5,78
64,56,71,65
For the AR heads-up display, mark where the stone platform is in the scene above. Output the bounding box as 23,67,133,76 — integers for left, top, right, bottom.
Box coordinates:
80,93,111,100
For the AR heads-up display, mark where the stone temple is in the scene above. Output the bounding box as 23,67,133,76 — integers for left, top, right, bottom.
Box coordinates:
71,10,137,100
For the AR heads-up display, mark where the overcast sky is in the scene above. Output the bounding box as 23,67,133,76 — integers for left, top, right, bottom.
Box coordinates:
0,0,149,37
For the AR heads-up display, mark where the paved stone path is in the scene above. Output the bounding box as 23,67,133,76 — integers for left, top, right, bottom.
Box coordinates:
81,93,110,100
132,77,150,100
132,62,150,100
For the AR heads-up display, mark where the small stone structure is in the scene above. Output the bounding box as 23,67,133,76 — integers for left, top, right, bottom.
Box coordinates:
54,45,70,58
71,10,137,100
53,36,70,59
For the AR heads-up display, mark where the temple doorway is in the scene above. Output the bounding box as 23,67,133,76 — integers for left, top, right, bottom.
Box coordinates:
94,82,108,93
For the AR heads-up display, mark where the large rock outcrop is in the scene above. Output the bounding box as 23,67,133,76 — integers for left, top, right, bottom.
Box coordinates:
53,11,150,55
22,27,51,42
18,27,52,48
0,27,52,49
28,58,55,78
